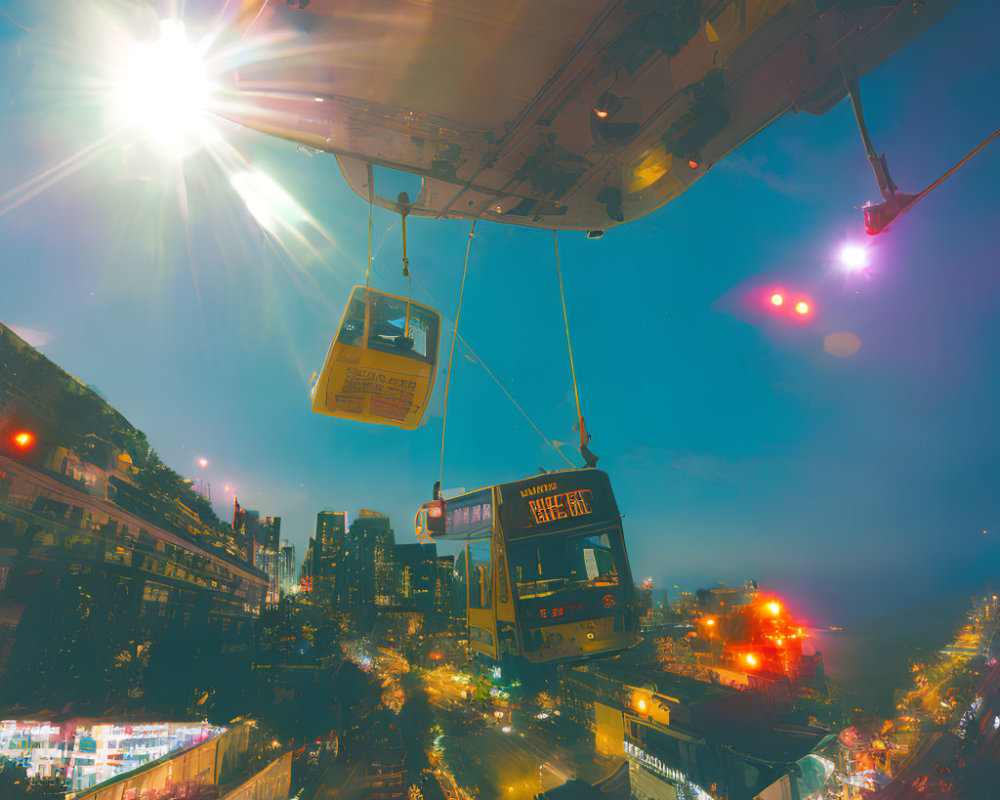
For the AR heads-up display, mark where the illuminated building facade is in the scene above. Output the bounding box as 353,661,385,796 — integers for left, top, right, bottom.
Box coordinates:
558,664,834,800
0,323,268,710
0,720,223,793
393,542,436,614
312,510,348,599
434,554,455,630
278,539,296,596
349,511,396,607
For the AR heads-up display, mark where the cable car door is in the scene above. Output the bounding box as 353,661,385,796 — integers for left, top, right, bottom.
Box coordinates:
466,539,498,660
311,287,441,429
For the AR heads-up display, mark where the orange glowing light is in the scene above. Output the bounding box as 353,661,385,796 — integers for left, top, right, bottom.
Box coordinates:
743,653,759,668
687,159,699,169
704,618,715,627
776,638,784,646
594,108,609,118
767,601,781,616
633,694,648,714
12,431,34,449
770,293,784,306
795,301,809,315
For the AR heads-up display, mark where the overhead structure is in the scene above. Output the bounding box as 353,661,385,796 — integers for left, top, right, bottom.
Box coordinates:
311,286,442,429
221,0,958,232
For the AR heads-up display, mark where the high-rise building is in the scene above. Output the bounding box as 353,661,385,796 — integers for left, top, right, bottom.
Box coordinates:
434,555,455,628
394,543,437,614
257,549,281,606
261,516,281,551
349,510,396,607
278,540,296,596
313,511,348,599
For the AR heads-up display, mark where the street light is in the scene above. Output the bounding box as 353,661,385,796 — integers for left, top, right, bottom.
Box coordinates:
12,431,35,450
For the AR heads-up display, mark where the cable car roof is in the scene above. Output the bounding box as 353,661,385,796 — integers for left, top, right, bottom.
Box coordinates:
223,0,957,231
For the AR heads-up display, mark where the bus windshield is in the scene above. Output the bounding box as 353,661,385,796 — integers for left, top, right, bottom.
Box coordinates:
507,528,623,599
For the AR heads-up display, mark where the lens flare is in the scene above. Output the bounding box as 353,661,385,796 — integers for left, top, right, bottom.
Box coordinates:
112,20,212,153
840,244,869,272
770,293,784,306
795,301,809,315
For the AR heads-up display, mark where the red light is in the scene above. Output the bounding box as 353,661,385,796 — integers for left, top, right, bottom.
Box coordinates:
795,301,810,315
428,506,442,518
604,594,615,608
12,431,34,450
770,293,784,307
593,108,609,119
687,159,699,169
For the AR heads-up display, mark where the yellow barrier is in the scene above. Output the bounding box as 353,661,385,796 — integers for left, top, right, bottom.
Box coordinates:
221,752,292,800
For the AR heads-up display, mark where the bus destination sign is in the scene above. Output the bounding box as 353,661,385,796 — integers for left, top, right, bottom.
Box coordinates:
527,489,593,525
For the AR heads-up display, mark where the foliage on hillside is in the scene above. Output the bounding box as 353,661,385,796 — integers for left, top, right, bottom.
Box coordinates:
0,323,228,537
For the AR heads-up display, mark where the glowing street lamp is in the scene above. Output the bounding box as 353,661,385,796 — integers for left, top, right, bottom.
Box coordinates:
12,431,35,450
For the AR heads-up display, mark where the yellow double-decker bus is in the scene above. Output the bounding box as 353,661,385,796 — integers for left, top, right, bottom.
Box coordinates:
420,469,639,665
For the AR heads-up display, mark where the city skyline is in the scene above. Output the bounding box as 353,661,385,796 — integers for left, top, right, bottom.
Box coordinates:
1,0,999,631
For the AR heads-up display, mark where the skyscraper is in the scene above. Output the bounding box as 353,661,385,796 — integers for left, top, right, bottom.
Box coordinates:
434,555,455,629
349,510,395,607
394,543,437,614
278,539,296,596
312,511,348,600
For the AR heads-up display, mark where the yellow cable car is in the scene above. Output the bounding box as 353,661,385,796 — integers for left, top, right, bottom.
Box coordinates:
311,286,441,429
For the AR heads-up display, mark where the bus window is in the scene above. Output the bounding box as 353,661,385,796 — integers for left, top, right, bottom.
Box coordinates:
469,539,492,609
510,529,621,599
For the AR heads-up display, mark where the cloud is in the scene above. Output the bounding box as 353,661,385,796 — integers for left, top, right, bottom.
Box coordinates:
8,325,52,347
620,446,761,483
716,154,799,196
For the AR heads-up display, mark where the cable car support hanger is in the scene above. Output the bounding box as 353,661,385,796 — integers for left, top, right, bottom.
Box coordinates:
553,231,598,469
846,72,1000,236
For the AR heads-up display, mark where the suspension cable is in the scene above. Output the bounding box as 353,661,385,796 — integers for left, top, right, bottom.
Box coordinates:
365,165,374,290
440,220,478,485
553,231,585,449
401,210,412,336
455,334,575,468
910,124,1000,208
408,270,574,469
363,166,374,345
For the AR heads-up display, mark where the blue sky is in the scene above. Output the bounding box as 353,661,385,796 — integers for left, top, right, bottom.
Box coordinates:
2,1,998,625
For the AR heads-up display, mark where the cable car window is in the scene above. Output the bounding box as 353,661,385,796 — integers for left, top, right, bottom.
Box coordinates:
336,290,439,363
509,529,621,599
469,539,492,609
